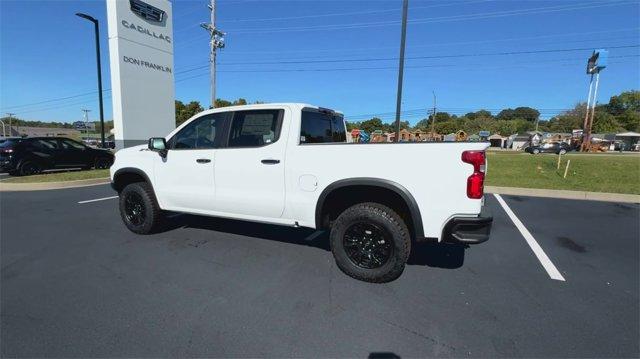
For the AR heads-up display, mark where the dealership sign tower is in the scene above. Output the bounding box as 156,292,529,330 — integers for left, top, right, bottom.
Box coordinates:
107,0,175,149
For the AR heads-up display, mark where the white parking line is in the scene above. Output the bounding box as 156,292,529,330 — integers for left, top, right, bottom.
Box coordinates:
78,196,118,204
493,194,566,282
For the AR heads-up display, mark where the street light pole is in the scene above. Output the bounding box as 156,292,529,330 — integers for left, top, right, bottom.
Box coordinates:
430,91,436,140
6,112,15,136
76,13,105,148
394,0,409,143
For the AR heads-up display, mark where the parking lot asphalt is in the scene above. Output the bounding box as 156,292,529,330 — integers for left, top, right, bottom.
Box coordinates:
1,185,638,357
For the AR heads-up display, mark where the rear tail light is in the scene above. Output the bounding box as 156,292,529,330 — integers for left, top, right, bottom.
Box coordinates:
462,150,486,199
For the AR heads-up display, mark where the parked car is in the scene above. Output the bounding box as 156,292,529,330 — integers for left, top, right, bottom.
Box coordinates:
525,142,571,155
110,103,492,283
0,137,114,176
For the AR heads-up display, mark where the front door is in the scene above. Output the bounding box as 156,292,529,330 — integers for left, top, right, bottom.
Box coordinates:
153,112,229,212
213,109,287,219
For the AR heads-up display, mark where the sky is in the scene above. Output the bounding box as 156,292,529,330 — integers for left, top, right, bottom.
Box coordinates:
0,0,639,125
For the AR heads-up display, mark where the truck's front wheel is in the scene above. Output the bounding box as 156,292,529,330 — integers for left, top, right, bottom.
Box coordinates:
119,182,163,234
330,202,411,283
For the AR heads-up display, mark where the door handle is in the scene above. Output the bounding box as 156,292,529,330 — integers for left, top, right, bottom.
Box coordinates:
196,158,211,164
261,159,280,165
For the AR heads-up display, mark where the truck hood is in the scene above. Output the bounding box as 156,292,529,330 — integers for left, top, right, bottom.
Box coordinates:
115,144,147,155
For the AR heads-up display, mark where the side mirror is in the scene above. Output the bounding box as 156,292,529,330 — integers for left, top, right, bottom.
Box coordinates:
148,137,167,157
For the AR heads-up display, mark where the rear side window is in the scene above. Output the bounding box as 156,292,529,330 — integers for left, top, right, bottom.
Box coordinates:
60,139,86,150
28,139,58,150
300,110,346,144
227,110,283,148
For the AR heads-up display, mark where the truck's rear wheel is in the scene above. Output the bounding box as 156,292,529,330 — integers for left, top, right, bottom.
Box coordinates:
330,202,411,283
119,182,163,234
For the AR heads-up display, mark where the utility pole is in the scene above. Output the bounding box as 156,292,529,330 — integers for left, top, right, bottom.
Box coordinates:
394,0,409,142
430,91,436,140
201,0,225,108
6,113,15,136
81,109,91,141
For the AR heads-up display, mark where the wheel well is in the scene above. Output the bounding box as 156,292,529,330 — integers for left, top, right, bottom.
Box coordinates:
317,185,418,239
18,157,46,169
112,170,148,192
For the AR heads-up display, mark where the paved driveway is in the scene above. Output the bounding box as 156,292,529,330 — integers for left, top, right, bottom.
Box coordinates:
1,185,638,357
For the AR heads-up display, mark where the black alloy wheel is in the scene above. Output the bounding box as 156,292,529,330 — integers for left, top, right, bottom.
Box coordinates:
124,191,146,226
330,202,411,283
95,157,111,169
119,182,164,234
20,162,41,176
343,222,394,269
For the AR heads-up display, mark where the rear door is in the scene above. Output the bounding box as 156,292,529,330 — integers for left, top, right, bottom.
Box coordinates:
212,109,287,218
57,138,90,167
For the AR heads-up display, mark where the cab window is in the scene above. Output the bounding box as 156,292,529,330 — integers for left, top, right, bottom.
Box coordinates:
227,110,283,148
300,110,346,144
168,112,229,149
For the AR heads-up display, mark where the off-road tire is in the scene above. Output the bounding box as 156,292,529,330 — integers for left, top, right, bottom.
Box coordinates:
330,202,411,283
119,182,163,234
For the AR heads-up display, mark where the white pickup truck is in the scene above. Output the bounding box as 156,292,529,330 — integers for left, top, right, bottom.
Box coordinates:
110,103,492,282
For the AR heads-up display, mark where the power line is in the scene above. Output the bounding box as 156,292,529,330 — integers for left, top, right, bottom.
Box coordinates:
172,44,639,74
216,44,640,65
220,0,492,23
227,1,637,34
194,28,639,55
5,53,637,115
1,91,105,111
175,1,637,47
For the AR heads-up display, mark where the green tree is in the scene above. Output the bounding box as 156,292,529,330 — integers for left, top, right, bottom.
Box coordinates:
607,90,640,115
212,98,249,108
497,107,540,122
175,100,204,126
434,121,459,134
464,110,492,120
592,111,623,133
616,110,640,132
491,120,517,136
414,118,430,130
359,117,384,133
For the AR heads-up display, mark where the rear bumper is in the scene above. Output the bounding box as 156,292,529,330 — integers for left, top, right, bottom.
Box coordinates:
442,207,493,244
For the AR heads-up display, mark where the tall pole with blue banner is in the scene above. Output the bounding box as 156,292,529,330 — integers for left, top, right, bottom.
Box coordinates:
581,49,608,152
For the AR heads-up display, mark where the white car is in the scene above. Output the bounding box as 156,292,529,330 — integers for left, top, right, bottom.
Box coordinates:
110,103,492,282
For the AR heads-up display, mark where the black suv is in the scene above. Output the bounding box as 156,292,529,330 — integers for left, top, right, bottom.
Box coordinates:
0,137,114,176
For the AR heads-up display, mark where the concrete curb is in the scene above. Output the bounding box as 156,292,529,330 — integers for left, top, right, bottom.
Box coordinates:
0,178,110,192
486,186,640,204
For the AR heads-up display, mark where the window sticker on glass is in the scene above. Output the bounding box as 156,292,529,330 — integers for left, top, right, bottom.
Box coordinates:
241,114,274,136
